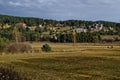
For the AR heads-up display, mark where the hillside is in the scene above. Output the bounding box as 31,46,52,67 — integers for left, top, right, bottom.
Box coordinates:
0,14,120,43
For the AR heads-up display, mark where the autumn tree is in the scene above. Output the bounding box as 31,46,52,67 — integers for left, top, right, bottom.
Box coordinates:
72,31,76,45
12,26,22,43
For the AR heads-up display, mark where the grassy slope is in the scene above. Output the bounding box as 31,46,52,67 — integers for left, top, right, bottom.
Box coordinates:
0,43,120,80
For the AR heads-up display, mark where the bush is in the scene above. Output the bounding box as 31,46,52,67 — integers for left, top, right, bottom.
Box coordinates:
41,44,51,52
111,45,113,48
0,37,9,52
6,43,32,53
0,66,26,80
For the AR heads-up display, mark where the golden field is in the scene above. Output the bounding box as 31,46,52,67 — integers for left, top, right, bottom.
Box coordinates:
0,42,120,80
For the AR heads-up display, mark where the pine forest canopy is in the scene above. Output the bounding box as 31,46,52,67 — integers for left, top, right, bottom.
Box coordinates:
0,14,120,28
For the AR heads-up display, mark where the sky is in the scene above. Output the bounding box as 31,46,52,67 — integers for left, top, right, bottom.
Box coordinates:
0,0,120,22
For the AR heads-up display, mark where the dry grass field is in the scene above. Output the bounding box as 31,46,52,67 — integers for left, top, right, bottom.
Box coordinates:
0,42,120,80
101,35,120,40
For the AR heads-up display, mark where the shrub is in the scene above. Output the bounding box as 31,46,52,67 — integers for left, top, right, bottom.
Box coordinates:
20,43,32,52
107,46,113,48
0,37,9,52
0,66,26,80
111,45,113,48
6,43,32,53
41,44,51,52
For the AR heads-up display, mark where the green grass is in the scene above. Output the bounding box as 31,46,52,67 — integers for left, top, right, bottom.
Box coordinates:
56,26,71,32
0,43,120,80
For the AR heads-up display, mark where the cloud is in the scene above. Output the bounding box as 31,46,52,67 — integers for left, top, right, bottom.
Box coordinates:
0,0,4,4
9,1,23,7
6,0,57,8
0,0,120,22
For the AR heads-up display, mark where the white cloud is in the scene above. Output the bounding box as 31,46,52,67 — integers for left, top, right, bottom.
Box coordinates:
0,0,120,22
79,0,120,7
7,0,57,8
9,1,23,6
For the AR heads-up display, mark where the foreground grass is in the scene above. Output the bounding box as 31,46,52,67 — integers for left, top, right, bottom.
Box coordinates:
0,43,120,80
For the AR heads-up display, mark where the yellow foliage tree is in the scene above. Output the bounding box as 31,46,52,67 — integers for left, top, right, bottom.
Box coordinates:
72,31,76,45
0,25,2,29
3,24,10,29
13,26,22,43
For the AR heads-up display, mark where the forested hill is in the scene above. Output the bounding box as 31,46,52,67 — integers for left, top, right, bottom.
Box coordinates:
0,14,120,28
0,14,120,43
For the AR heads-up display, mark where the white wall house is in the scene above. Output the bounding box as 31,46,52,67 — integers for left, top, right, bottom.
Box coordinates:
73,28,87,33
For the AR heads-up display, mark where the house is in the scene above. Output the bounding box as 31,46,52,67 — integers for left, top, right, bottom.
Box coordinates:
80,24,86,28
73,28,87,33
39,24,44,30
95,24,98,29
99,24,103,30
28,26,37,31
103,27,109,32
88,24,104,32
56,23,64,27
39,24,43,28
16,22,27,29
49,27,56,32
109,27,114,30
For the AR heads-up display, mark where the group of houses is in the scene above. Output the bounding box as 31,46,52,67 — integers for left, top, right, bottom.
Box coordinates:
0,22,115,34
72,23,115,33
15,22,57,32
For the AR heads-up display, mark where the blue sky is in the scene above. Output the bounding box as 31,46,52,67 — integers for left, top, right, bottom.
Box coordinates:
0,0,120,22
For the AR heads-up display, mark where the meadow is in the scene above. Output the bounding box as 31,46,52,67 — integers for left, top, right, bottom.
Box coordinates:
0,42,120,80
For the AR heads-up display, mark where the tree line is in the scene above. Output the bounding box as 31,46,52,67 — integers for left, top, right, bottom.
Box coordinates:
0,14,120,43
0,14,120,28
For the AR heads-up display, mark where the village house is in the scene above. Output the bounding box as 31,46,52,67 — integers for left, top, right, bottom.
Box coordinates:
38,24,45,30
109,27,114,31
39,24,43,28
28,26,37,31
16,22,27,29
49,27,56,32
56,23,64,27
88,23,104,32
73,28,87,33
103,27,109,32
99,24,103,30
